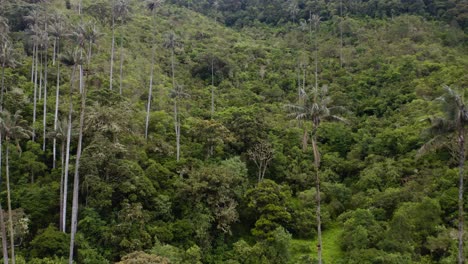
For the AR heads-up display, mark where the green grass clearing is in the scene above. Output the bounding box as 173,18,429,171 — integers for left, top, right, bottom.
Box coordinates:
290,224,344,263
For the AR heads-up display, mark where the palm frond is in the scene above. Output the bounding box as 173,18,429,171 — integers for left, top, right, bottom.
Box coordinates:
417,135,451,158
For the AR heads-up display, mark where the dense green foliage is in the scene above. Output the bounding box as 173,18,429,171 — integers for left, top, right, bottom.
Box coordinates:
0,0,466,263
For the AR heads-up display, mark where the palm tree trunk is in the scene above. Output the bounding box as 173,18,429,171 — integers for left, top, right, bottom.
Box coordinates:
0,202,8,264
1,62,5,111
39,49,43,100
311,134,322,264
43,40,49,152
458,126,465,264
5,143,15,264
119,26,124,95
314,21,318,90
145,45,155,140
0,133,9,264
53,39,61,169
53,38,56,66
109,6,115,91
62,65,77,232
32,44,39,142
339,0,343,68
171,47,180,161
59,141,64,232
211,57,215,119
31,43,36,83
69,67,86,264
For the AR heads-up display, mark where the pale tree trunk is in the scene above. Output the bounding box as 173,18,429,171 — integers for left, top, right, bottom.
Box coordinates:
62,65,77,232
0,133,9,264
32,44,39,142
311,133,322,264
458,125,465,264
69,64,86,264
59,141,64,232
39,49,43,100
339,0,343,68
171,47,180,161
5,143,14,264
52,38,56,66
145,45,155,140
1,62,5,110
314,21,318,90
119,25,124,95
174,99,180,162
53,38,61,169
109,5,115,91
43,40,49,152
211,57,215,119
31,43,36,83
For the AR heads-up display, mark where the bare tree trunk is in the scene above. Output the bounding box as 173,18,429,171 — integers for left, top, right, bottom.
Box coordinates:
145,45,155,140
52,38,56,66
0,203,8,264
314,21,318,90
109,4,115,91
59,141,64,232
458,126,465,264
43,40,49,152
119,25,124,95
211,57,215,119
339,0,343,68
33,44,39,142
0,134,8,264
1,63,5,111
39,49,43,100
69,65,86,264
171,47,180,162
62,65,77,232
31,43,36,83
311,134,322,264
53,39,61,169
5,143,14,264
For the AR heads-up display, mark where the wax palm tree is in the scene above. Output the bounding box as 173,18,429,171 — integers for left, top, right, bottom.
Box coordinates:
59,47,82,233
115,0,129,95
69,58,86,264
0,110,32,264
418,85,467,264
49,17,68,168
0,16,9,36
47,117,68,232
164,31,183,161
0,39,17,111
286,85,346,264
144,0,164,140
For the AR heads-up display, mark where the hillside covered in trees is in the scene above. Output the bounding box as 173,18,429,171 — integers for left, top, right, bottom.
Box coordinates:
0,0,467,263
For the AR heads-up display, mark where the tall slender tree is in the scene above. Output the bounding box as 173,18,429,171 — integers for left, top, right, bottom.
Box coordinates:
109,0,116,90
0,110,32,264
164,30,183,161
59,47,80,233
69,52,86,264
49,16,68,169
286,85,346,264
114,0,129,95
418,86,467,264
0,18,11,263
144,0,164,140
0,40,16,111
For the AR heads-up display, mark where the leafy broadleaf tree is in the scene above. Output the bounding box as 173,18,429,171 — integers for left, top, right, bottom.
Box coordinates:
418,85,468,264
